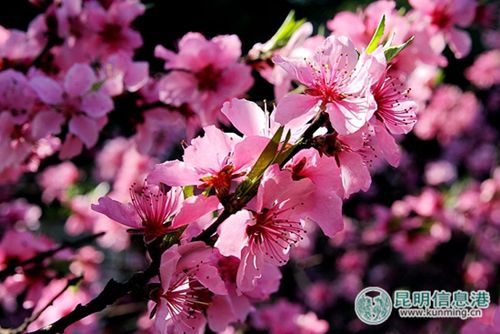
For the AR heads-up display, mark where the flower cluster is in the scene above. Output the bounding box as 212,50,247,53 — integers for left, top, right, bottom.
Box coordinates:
0,0,498,333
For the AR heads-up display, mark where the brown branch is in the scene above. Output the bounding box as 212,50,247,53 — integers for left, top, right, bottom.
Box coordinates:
0,276,83,334
0,232,105,282
27,260,159,334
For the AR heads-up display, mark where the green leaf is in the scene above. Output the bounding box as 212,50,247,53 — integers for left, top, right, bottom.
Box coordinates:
366,15,385,54
317,24,326,37
264,11,306,52
384,36,414,62
91,80,105,92
182,185,194,198
245,126,284,183
274,130,295,166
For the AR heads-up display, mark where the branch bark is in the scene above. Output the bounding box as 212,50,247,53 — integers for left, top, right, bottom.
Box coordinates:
27,260,159,334
0,232,105,282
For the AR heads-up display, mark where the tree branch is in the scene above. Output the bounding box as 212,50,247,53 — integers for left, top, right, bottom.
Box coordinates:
0,232,105,282
27,260,159,334
0,276,83,334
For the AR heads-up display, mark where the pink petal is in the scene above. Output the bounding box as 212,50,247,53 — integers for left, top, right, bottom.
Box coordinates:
236,246,263,292
159,245,181,291
30,77,63,104
158,71,197,106
275,93,320,127
68,115,99,148
91,196,141,228
207,296,235,332
221,98,266,136
338,151,371,198
31,110,64,139
373,121,401,167
273,54,315,86
232,136,270,172
172,195,220,228
326,100,369,135
447,28,471,59
59,135,83,159
215,210,251,258
307,191,343,238
81,91,114,118
183,126,239,173
195,265,227,295
64,63,96,97
148,160,201,186
212,34,242,67
124,61,148,92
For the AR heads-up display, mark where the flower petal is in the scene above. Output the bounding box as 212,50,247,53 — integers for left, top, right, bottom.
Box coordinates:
81,91,114,118
64,64,96,97
30,77,63,105
91,196,141,228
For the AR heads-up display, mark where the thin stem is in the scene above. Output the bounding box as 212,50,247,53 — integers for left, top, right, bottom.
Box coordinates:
0,232,105,282
0,276,84,334
27,259,160,334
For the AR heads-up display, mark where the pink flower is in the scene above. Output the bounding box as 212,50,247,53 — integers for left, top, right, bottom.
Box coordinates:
249,22,323,100
100,52,149,96
0,199,41,230
327,1,446,72
156,33,253,125
327,0,403,48
134,107,187,158
0,16,46,63
424,160,457,185
409,0,476,58
461,304,500,334
464,260,495,289
0,70,62,178
252,299,329,334
273,36,382,134
414,85,480,143
92,182,184,242
304,281,335,311
465,50,500,89
371,73,417,135
27,278,96,333
38,162,79,203
216,165,341,292
29,63,114,157
82,0,145,57
315,132,373,197
153,242,228,334
148,125,266,200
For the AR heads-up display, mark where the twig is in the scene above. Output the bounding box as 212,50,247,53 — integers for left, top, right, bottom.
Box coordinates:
27,259,159,334
0,232,105,282
0,276,83,334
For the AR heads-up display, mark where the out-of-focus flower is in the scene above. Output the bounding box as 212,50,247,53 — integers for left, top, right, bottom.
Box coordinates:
465,50,500,89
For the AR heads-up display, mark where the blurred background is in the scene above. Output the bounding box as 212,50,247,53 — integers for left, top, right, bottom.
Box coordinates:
0,0,498,333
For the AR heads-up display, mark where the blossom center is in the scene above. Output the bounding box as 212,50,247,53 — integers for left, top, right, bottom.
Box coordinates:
100,23,124,43
246,207,304,264
195,65,222,91
162,274,212,325
431,8,452,29
129,183,175,238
